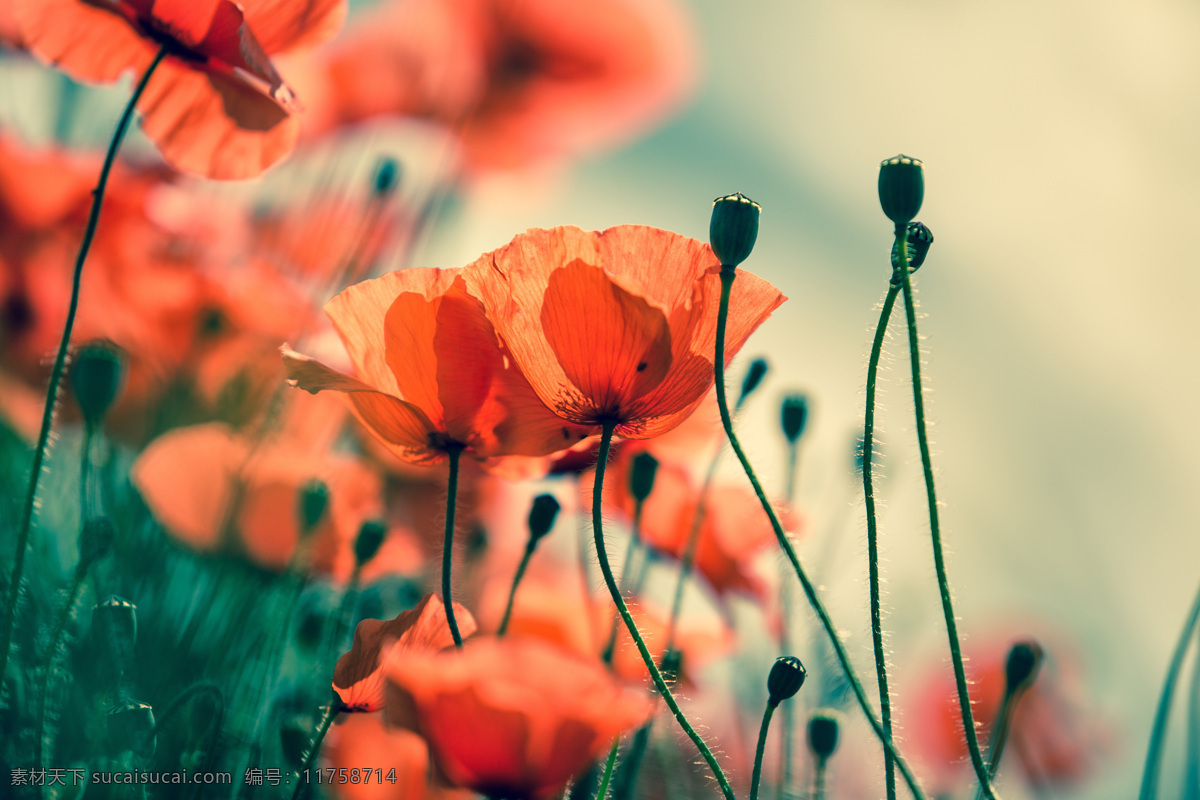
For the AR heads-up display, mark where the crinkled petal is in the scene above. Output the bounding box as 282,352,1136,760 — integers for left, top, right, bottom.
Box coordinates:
16,0,157,84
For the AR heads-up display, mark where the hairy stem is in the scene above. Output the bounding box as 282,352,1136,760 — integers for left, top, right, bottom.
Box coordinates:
751,702,778,800
443,445,465,647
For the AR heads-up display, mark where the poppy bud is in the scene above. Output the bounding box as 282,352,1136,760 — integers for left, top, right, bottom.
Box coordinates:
373,157,400,197
738,358,769,406
781,394,809,443
527,495,561,545
629,452,659,504
890,221,935,281
807,710,841,760
280,714,312,768
660,649,683,686
1005,639,1044,695
710,192,761,267
354,520,387,567
766,656,807,705
878,155,924,227
107,701,156,760
298,479,330,535
93,595,137,671
70,341,125,430
78,516,116,567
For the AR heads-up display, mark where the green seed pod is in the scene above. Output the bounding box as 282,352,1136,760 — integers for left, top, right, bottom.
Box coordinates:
878,155,924,226
527,494,561,545
354,520,387,567
767,655,807,705
629,452,659,504
709,192,761,267
373,157,400,197
808,709,842,760
738,358,769,406
781,394,809,443
70,341,126,430
93,595,137,670
1005,639,1044,695
298,479,330,535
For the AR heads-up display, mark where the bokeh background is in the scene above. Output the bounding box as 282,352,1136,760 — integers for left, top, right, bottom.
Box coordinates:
5,1,1200,798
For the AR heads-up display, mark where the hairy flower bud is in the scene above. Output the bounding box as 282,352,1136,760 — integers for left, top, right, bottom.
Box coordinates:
1005,639,1044,695
71,341,126,430
710,192,761,267
738,358,769,406
878,155,924,226
808,709,841,761
298,479,330,535
781,394,809,443
373,157,400,197
527,494,561,545
766,655,807,705
629,452,659,504
354,520,387,567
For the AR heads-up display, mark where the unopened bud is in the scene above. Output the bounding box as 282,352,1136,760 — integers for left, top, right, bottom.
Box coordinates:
781,394,809,443
1005,639,1044,695
298,479,330,535
280,714,313,768
890,221,935,281
71,341,125,430
767,656,807,705
660,649,683,686
710,193,761,267
878,155,924,226
79,516,116,566
527,495,561,545
373,157,400,197
93,595,137,667
808,709,841,760
738,358,769,407
629,452,659,504
107,701,156,759
354,520,387,567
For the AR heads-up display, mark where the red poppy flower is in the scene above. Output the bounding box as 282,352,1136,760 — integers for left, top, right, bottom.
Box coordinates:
310,0,696,172
15,0,346,178
385,636,653,800
334,594,477,713
464,225,785,441
282,267,592,466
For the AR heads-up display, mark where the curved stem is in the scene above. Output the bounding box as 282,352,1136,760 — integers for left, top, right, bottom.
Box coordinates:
1187,640,1200,800
713,267,928,800
443,445,465,647
594,737,621,800
603,502,643,664
592,421,736,800
750,702,778,800
291,703,339,800
663,448,721,657
0,47,167,683
34,561,88,764
897,232,998,800
864,282,901,800
1140,576,1200,800
498,543,535,637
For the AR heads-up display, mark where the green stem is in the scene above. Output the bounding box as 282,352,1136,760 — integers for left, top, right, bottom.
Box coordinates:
778,442,799,800
713,267,928,800
0,46,168,684
35,560,88,765
611,721,653,800
594,737,621,800
498,543,535,637
592,422,736,800
1187,640,1200,800
602,502,643,664
813,758,828,800
865,282,901,800
1140,576,1200,800
443,445,465,647
291,703,339,800
750,702,778,800
663,448,721,657
896,230,998,800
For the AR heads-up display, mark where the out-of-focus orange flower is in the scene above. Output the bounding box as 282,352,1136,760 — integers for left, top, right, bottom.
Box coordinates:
334,594,477,713
0,0,22,49
385,636,653,800
905,634,1110,795
464,226,785,442
282,268,592,466
310,0,696,172
15,0,345,178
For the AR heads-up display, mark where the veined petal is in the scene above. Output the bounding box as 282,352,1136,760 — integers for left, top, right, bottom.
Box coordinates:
242,0,347,54
16,0,158,85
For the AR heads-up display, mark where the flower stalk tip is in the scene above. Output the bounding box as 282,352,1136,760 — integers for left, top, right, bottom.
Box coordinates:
710,192,761,267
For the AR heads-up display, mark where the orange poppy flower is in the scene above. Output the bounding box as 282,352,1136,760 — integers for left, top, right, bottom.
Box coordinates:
310,0,696,172
282,267,592,466
15,0,346,179
385,636,654,800
333,593,478,714
464,225,785,440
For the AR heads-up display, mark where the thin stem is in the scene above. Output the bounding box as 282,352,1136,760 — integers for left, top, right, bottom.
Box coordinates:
443,445,465,647
779,441,799,800
0,46,168,684
1140,575,1200,800
498,543,535,637
611,721,653,800
897,230,998,800
594,737,621,800
1187,641,1200,800
713,268,928,800
35,560,88,764
602,502,642,664
813,758,828,800
592,421,736,800
751,702,778,800
664,449,721,657
80,426,93,522
291,703,339,800
984,690,1020,781
865,282,901,800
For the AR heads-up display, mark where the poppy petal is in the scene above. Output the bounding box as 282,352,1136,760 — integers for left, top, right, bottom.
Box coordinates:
242,0,347,55
16,0,158,84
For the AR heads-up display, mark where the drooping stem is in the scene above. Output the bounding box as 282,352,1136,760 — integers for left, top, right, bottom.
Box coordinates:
750,702,778,800
35,560,89,764
896,230,998,800
864,282,902,800
0,47,168,684
713,267,929,800
592,421,736,800
594,737,621,800
498,543,535,637
443,445,465,648
291,702,339,800
1140,576,1200,800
